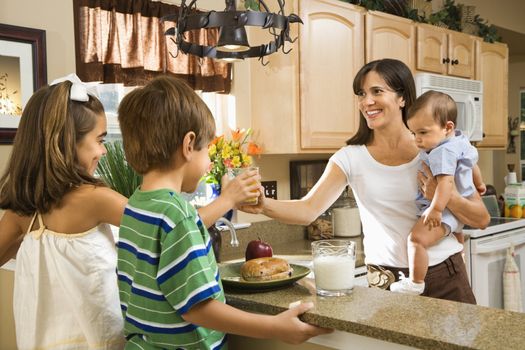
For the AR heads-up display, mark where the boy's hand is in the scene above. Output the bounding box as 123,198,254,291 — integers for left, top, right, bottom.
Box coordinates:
220,170,260,207
422,207,442,230
273,302,333,344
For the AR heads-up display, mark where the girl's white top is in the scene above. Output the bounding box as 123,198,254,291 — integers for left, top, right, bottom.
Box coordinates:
14,214,124,350
330,145,463,267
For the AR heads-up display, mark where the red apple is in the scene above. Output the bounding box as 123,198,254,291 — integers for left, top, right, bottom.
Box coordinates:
245,239,273,261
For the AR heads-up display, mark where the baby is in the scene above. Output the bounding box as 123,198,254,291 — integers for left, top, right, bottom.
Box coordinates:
390,90,485,295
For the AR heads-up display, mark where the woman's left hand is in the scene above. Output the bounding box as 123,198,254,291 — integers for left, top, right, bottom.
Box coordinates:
418,162,437,201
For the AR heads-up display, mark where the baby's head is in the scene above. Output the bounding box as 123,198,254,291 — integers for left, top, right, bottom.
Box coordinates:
407,90,456,151
118,76,216,184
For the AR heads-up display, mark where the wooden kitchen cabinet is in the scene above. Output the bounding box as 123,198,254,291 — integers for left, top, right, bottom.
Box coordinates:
475,40,509,149
244,0,364,153
365,11,416,71
416,23,476,79
298,0,364,150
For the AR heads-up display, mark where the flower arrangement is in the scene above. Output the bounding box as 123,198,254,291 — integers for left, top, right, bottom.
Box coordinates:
205,128,262,189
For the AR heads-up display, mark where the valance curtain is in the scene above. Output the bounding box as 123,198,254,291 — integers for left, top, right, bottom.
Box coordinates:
73,0,231,93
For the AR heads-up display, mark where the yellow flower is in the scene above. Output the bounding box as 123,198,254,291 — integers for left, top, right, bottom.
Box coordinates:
204,127,262,187
209,144,217,157
231,156,242,168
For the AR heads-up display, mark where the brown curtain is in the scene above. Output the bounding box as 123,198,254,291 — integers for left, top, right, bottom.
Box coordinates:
73,0,231,93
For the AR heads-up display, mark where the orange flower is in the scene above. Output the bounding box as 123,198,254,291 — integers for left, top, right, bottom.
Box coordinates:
231,128,243,142
210,135,223,146
247,141,262,155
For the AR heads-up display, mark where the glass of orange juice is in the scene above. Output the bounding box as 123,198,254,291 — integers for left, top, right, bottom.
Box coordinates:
227,166,259,205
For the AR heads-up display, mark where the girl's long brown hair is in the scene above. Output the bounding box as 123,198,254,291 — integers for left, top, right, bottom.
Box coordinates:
0,81,105,216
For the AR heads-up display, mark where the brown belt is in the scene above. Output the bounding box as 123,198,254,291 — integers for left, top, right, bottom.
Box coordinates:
366,252,464,290
366,264,396,289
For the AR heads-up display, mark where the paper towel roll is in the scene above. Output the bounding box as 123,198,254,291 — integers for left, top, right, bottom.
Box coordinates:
332,207,361,237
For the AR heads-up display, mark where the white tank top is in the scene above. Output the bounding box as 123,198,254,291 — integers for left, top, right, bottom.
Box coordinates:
13,213,124,349
330,145,463,267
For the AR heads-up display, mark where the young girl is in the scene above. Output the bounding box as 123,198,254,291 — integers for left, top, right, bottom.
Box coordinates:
0,74,258,349
390,90,485,295
0,74,128,349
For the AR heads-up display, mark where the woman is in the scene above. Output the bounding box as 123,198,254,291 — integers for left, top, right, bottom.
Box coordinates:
244,59,489,303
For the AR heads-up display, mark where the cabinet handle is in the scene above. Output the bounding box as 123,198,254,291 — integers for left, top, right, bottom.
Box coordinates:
442,58,450,64
451,59,459,65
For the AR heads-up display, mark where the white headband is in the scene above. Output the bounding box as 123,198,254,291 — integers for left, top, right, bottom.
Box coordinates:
50,73,99,102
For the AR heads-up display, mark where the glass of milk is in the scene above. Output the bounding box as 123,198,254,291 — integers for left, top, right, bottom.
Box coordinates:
311,239,356,297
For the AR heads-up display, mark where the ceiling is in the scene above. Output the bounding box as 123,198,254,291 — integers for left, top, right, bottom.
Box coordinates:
495,26,525,56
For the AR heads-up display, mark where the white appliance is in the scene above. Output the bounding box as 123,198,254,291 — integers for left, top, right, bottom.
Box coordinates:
463,217,525,309
415,73,483,142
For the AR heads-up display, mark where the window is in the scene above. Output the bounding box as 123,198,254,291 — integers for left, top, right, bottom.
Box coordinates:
95,83,236,141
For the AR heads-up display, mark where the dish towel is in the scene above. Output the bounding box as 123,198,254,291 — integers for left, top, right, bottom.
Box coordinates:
503,244,523,312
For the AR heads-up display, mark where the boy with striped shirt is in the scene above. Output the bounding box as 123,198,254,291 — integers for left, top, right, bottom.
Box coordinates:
116,76,331,350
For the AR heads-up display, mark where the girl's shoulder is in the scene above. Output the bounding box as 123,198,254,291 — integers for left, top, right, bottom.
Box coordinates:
53,185,127,228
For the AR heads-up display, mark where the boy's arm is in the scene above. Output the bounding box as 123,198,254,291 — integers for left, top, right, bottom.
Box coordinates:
182,298,332,344
198,169,260,227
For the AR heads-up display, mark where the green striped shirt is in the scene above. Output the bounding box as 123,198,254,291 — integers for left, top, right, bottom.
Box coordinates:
117,189,227,350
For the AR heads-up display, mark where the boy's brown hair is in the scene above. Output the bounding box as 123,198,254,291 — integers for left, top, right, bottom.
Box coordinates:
118,75,216,175
407,90,457,127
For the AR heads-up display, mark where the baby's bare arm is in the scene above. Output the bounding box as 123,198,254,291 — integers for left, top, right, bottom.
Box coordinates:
429,174,454,212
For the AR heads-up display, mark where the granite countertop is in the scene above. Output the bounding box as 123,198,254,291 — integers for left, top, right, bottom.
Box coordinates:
221,220,525,350
225,280,525,350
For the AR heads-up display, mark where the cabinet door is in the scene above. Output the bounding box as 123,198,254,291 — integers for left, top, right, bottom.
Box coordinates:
476,41,509,149
416,24,448,75
447,31,476,78
299,0,364,149
366,11,415,71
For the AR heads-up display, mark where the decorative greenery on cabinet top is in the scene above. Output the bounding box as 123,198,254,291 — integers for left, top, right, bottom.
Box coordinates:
334,0,501,43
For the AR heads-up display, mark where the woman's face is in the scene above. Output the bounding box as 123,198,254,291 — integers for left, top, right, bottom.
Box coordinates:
76,114,107,175
357,71,405,130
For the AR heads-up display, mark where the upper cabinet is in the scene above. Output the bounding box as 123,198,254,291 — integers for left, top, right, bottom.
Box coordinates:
298,0,364,150
416,23,476,79
475,40,509,149
365,11,415,71
244,3,508,153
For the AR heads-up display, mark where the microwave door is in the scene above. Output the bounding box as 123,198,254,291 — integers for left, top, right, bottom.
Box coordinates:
455,97,476,140
455,101,471,138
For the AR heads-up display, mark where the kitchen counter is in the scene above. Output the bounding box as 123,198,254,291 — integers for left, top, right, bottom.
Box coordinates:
221,220,525,350
225,279,525,350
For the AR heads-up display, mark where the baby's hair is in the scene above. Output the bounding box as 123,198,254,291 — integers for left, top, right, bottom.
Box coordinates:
118,75,216,175
407,90,457,127
0,81,105,216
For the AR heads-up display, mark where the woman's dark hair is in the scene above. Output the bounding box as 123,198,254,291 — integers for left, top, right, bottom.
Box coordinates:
0,81,106,216
346,59,416,145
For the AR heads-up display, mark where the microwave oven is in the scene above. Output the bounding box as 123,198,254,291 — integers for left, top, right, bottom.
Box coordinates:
415,73,483,142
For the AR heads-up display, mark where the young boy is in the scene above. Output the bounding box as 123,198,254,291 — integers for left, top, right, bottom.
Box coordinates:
390,90,485,295
116,76,331,349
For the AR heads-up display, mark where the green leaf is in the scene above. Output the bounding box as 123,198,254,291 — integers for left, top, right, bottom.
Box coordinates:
96,140,142,198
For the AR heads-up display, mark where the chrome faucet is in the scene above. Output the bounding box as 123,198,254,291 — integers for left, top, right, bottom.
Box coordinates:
215,217,239,247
